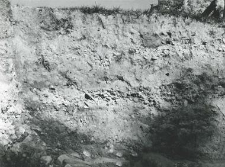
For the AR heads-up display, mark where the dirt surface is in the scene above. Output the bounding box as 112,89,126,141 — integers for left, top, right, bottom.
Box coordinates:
1,0,225,166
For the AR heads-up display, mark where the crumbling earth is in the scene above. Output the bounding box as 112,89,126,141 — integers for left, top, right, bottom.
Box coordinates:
1,0,225,166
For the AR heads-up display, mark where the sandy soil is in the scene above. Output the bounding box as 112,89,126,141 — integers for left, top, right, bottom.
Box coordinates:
1,0,225,166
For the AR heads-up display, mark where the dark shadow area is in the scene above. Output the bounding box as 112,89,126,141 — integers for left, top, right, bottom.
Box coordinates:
125,68,225,167
157,0,185,16
30,118,94,153
0,118,95,167
150,104,217,159
155,1,224,24
2,144,45,167
61,5,153,17
201,0,220,19
37,7,73,33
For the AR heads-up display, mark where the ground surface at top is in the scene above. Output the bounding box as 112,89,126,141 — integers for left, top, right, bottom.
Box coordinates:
10,0,158,9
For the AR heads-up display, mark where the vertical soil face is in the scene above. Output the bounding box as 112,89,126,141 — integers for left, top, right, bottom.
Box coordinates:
12,5,225,144
0,0,27,166
0,0,23,148
1,1,225,166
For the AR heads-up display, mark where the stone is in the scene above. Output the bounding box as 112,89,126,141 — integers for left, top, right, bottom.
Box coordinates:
116,152,123,157
131,151,138,157
1,138,9,146
184,100,188,106
107,144,114,153
57,154,70,164
108,147,114,153
49,85,55,90
65,164,72,167
67,164,90,167
218,47,223,51
41,156,52,165
15,126,26,137
70,152,82,159
116,161,123,167
142,33,163,48
63,158,91,166
83,150,91,157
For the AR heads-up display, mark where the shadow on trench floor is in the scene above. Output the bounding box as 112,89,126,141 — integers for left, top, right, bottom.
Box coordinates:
0,117,134,167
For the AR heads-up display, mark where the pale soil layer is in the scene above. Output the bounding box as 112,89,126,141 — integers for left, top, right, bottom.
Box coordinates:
1,0,225,166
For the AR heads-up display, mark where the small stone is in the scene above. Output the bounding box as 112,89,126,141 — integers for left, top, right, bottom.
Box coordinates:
1,138,9,146
83,150,91,157
8,129,15,135
116,161,122,167
57,154,70,164
218,47,223,51
65,164,72,167
133,97,139,102
131,151,138,157
41,156,52,165
90,137,95,141
108,144,114,153
70,152,81,159
116,152,123,157
49,85,55,90
223,38,225,43
184,100,188,107
142,33,162,48
108,148,114,153
15,127,25,137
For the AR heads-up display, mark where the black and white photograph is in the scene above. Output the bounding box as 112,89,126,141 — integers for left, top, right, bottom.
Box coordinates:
0,0,225,167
